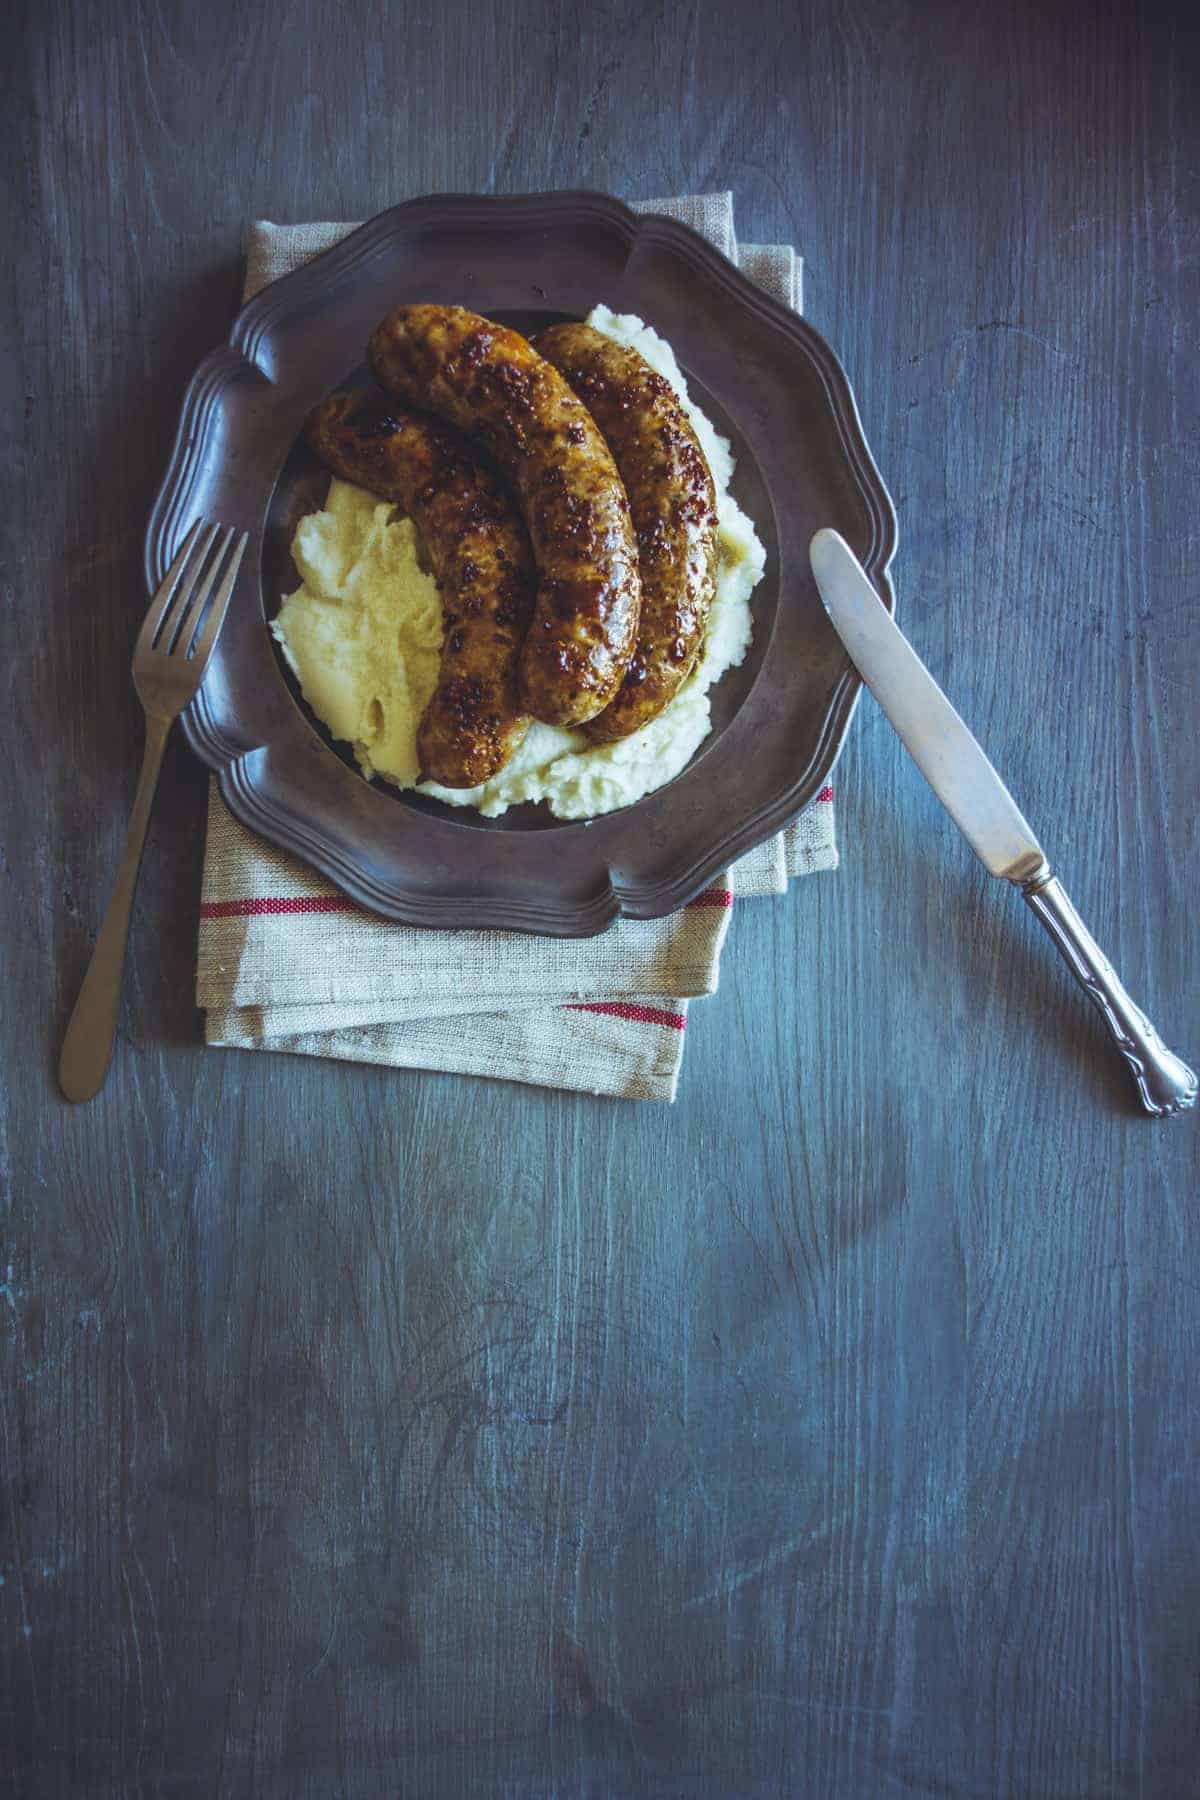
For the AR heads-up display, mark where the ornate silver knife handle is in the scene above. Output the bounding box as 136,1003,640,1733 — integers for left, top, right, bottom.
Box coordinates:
1021,873,1197,1118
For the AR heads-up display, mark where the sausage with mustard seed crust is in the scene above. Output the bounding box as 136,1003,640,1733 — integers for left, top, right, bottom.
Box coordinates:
304,389,534,788
533,323,718,744
367,304,641,728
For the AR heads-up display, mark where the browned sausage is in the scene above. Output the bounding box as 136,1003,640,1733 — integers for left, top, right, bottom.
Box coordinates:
367,304,641,728
533,323,718,744
304,389,534,788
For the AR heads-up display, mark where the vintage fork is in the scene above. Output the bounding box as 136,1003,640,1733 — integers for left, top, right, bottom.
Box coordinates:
59,521,249,1102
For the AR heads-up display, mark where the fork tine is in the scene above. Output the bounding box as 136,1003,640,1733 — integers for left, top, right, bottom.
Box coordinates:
187,530,248,670
152,518,205,608
140,522,221,656
136,520,212,655
162,525,234,656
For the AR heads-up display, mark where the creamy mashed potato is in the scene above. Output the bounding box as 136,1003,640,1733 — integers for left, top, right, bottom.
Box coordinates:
273,308,766,819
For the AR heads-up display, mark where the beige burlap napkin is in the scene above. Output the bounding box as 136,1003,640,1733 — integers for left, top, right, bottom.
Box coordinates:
198,194,837,1099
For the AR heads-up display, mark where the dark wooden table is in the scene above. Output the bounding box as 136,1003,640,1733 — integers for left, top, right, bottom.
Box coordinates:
5,1,1198,1793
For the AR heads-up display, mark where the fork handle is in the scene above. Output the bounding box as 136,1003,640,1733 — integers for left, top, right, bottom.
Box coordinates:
1021,872,1197,1118
59,714,172,1102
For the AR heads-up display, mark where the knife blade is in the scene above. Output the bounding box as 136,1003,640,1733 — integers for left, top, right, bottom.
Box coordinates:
809,527,1046,884
809,527,1196,1119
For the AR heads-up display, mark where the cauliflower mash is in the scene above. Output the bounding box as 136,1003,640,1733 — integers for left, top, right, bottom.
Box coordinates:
273,307,766,819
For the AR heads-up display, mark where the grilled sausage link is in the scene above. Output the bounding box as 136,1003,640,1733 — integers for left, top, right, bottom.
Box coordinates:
533,324,719,743
304,390,534,788
368,305,641,728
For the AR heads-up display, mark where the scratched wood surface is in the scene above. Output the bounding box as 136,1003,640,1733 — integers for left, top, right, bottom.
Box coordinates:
3,0,1198,1794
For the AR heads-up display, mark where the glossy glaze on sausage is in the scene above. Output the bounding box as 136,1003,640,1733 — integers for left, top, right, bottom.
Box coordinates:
367,304,641,728
304,389,534,788
533,323,718,743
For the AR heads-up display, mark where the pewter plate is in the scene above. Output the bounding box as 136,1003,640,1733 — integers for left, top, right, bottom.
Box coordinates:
145,191,896,936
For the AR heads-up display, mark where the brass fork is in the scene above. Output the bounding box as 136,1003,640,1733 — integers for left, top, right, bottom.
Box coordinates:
59,522,249,1102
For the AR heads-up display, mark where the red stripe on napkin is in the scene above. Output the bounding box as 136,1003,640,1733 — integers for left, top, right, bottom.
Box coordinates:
204,890,737,921
567,1000,688,1031
686,887,734,909
200,895,358,920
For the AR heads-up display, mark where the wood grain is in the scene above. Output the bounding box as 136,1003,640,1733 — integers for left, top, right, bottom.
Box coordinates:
3,0,1198,1793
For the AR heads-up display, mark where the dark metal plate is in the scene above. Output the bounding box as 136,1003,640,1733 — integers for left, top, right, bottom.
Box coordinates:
145,191,896,936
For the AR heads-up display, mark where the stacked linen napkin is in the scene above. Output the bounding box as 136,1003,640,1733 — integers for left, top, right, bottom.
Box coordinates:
197,193,837,1101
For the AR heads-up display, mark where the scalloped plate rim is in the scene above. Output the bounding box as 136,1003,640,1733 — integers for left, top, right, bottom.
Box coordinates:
144,189,897,937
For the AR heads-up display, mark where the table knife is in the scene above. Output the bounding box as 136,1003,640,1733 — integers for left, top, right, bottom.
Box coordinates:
810,528,1196,1118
